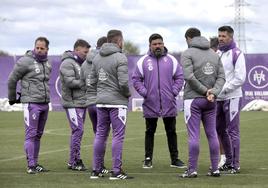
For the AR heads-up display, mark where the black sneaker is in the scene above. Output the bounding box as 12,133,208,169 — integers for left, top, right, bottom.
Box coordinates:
67,163,72,170
143,157,153,169
27,166,37,174
72,159,87,171
35,164,49,172
101,166,109,174
90,170,104,179
109,170,134,180
207,169,220,177
181,169,197,178
219,163,233,171
170,159,187,168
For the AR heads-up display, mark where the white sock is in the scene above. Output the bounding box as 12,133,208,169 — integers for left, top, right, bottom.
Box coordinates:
220,154,226,161
218,154,226,168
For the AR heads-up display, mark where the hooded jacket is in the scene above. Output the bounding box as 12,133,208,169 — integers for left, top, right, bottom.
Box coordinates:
181,36,226,100
132,48,184,118
8,50,51,103
80,49,99,106
59,51,87,108
90,43,130,107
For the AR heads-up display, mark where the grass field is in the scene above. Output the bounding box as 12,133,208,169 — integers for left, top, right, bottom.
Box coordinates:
0,111,268,188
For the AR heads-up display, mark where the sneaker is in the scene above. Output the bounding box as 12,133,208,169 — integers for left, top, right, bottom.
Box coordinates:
181,170,198,178
219,163,233,171
230,167,240,174
67,163,72,170
101,166,109,174
35,164,49,172
27,166,36,174
90,170,104,179
143,157,153,169
72,159,87,171
109,171,134,180
170,159,187,168
207,169,220,177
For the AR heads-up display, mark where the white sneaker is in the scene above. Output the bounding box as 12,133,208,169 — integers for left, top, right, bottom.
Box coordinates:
218,155,226,168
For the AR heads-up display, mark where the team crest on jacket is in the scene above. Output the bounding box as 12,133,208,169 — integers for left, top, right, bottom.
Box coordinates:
147,60,153,71
98,68,108,81
34,62,40,73
202,62,215,75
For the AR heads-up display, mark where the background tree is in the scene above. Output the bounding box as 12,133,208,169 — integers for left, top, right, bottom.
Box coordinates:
0,50,9,56
123,40,140,55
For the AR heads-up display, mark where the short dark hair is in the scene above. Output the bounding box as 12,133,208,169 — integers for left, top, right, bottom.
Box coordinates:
96,36,107,48
149,33,163,44
185,28,201,39
210,37,219,50
73,39,91,49
35,37,49,48
107,30,123,43
218,25,234,37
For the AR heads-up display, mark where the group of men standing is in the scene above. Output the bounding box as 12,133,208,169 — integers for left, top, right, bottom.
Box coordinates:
7,25,246,180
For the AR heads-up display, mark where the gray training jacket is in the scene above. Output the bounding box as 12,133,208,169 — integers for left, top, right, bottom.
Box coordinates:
80,49,99,106
181,36,226,100
8,50,51,103
90,43,131,107
59,51,87,108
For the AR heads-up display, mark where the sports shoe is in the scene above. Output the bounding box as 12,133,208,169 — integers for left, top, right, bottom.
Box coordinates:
27,166,36,174
100,166,109,174
109,170,134,180
207,169,220,177
35,164,49,172
219,163,233,171
90,170,104,179
67,163,72,170
170,159,187,168
181,169,197,178
72,159,87,171
143,157,153,169
230,167,240,174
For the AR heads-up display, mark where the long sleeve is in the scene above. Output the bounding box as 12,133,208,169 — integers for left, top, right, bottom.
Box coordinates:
8,58,28,101
172,60,184,96
211,58,226,96
60,62,83,89
117,55,131,98
222,53,246,94
181,51,208,95
132,62,147,98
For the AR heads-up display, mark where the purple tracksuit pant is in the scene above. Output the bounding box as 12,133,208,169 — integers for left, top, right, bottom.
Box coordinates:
65,107,86,166
87,104,97,134
184,98,219,173
23,103,49,168
216,97,241,169
93,107,127,174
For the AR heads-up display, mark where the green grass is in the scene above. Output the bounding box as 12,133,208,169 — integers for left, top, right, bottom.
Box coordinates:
0,111,268,188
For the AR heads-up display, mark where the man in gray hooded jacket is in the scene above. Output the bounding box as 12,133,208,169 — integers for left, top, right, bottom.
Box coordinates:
81,36,107,134
90,30,132,180
60,39,90,171
180,28,225,178
8,37,51,174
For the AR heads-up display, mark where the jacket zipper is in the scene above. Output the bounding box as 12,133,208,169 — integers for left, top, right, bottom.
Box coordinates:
157,58,162,113
41,62,47,103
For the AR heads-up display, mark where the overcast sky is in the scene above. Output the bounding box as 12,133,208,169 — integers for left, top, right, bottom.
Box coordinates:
0,0,267,55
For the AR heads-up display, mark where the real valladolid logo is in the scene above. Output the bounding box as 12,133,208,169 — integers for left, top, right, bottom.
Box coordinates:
248,65,268,89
